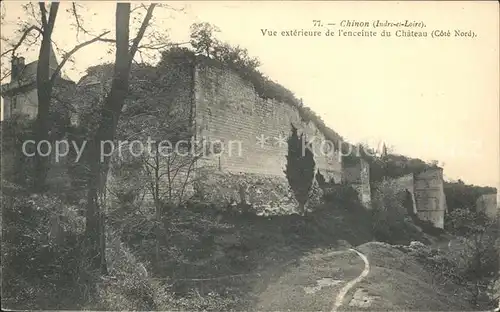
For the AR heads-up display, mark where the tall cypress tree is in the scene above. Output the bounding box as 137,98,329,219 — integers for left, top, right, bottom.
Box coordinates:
284,124,316,215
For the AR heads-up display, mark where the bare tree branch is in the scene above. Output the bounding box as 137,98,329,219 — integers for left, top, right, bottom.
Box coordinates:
128,4,156,61
71,3,115,43
1,25,43,58
1,69,11,82
50,31,111,84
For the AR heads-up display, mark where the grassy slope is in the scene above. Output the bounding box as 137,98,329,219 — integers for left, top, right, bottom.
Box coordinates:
126,199,470,311
256,248,364,311
343,242,473,311
253,241,474,312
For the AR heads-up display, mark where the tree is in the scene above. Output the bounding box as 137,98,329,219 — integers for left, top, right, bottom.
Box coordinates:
188,22,260,75
447,208,500,308
443,181,496,214
284,124,316,215
1,3,111,192
84,3,157,274
315,169,326,189
2,2,112,192
212,42,260,73
117,55,202,266
189,22,220,57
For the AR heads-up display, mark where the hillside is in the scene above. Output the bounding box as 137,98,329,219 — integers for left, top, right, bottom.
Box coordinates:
350,242,473,311
256,242,474,311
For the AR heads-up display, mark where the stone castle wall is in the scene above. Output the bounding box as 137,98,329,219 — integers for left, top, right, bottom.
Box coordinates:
191,62,342,212
103,60,196,207
414,168,447,228
77,60,348,214
193,63,342,181
476,193,498,220
388,173,417,214
384,168,447,228
343,158,372,208
9,54,454,223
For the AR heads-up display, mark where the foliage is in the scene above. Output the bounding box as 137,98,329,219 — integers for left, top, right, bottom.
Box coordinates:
89,228,177,311
188,23,343,147
1,186,180,311
396,242,467,290
189,22,221,57
444,180,497,213
368,152,438,183
117,198,376,310
446,208,500,308
1,188,91,310
321,183,361,208
1,115,36,187
370,180,425,244
284,124,316,215
412,218,445,236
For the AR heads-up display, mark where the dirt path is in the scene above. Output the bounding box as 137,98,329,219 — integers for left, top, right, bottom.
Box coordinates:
331,249,370,312
256,248,367,311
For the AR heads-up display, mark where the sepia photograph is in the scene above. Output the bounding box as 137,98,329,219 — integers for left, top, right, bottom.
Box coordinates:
1,1,499,311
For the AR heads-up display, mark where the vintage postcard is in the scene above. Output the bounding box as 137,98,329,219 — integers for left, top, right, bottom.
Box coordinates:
1,1,499,311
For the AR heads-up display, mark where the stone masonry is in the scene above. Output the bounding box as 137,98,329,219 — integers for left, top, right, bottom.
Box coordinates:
476,193,498,220
342,158,372,208
384,168,447,228
193,62,343,182
191,60,343,212
2,51,449,223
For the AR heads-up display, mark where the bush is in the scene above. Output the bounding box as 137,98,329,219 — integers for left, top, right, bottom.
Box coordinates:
445,208,500,308
2,188,90,310
1,116,36,187
284,124,316,215
370,180,423,244
1,185,178,311
395,241,465,286
321,183,361,208
89,230,177,311
413,218,445,236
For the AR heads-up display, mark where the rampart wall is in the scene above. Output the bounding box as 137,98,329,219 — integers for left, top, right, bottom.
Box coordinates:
193,63,342,181
192,62,343,213
342,158,372,208
384,168,447,228
414,168,447,228
476,193,498,220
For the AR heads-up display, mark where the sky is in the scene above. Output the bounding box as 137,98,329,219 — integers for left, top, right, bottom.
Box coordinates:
1,1,499,188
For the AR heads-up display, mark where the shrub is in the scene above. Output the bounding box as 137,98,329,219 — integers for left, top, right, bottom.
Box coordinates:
445,208,500,308
413,218,445,236
1,116,36,187
284,124,316,215
396,242,465,286
1,188,90,310
321,183,361,208
370,180,422,244
89,230,177,311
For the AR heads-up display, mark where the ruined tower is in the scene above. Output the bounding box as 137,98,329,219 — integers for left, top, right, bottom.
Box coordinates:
413,167,447,228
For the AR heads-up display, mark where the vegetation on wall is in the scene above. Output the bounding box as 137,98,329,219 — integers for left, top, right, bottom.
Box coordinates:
445,208,500,308
368,152,439,183
444,180,497,213
284,124,316,216
188,23,344,147
3,14,497,311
